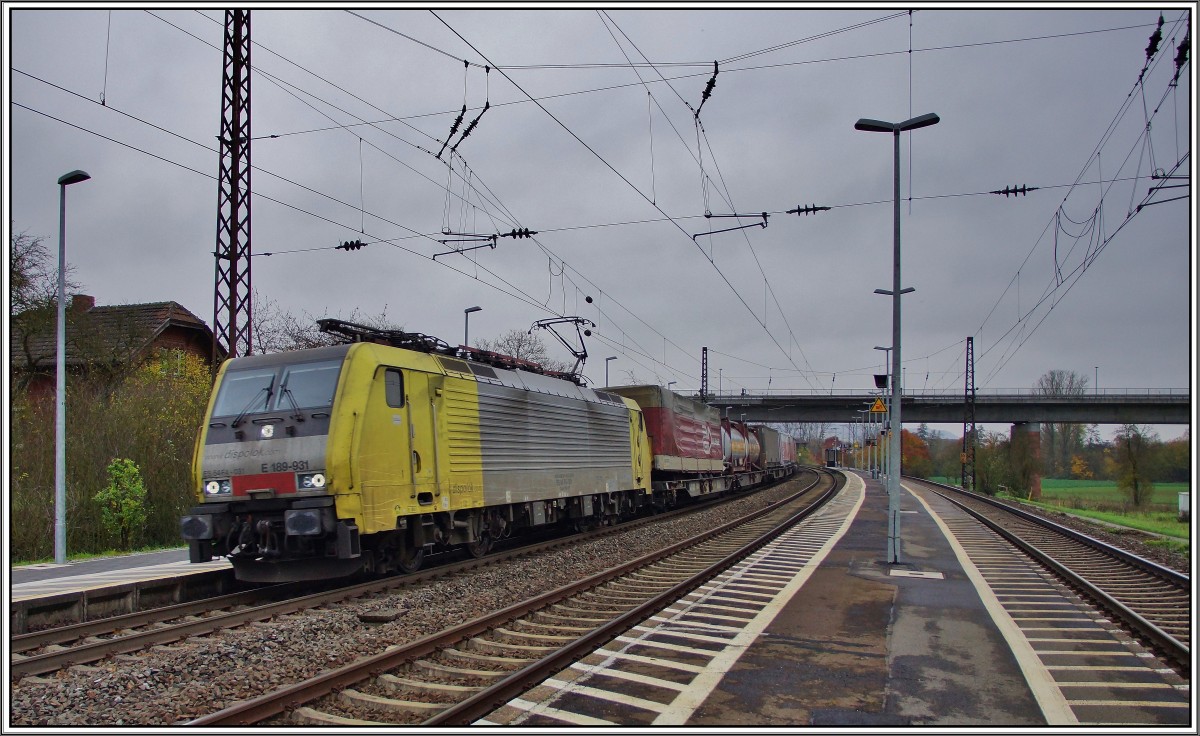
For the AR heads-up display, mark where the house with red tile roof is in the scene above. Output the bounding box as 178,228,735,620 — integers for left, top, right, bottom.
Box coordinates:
11,294,224,396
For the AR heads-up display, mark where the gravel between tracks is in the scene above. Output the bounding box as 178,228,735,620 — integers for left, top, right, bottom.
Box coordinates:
11,474,1188,726
9,479,809,726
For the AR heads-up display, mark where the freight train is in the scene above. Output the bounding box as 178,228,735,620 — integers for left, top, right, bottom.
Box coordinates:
180,320,798,583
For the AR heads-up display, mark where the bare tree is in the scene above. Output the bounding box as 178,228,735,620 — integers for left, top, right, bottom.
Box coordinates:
1111,424,1158,510
476,329,570,372
251,289,402,353
10,229,97,388
1035,369,1089,477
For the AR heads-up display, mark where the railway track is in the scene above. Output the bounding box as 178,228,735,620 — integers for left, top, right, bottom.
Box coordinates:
911,478,1191,674
11,470,810,683
187,469,840,726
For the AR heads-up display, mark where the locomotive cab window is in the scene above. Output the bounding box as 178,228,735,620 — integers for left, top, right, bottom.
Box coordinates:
211,367,275,417
384,368,405,408
277,360,341,409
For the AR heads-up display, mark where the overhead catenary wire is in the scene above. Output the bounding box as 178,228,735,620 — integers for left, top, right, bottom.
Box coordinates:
21,8,1180,396
247,20,1165,145
173,9,708,382
594,10,823,389
967,11,1190,386
430,10,814,387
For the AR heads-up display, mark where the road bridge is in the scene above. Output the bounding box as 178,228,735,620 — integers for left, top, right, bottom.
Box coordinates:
703,389,1191,425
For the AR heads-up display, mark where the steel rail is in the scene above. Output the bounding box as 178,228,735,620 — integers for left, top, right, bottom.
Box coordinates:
11,583,300,653
12,468,804,679
914,479,1190,674
187,469,835,726
428,470,841,725
913,477,1189,586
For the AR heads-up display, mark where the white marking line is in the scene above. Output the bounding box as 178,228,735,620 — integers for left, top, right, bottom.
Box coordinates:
509,475,863,728
1068,700,1190,709
1047,665,1175,672
1058,682,1176,689
568,661,688,691
662,609,757,625
651,474,867,725
591,648,706,674
889,570,944,579
10,559,232,601
908,486,1078,726
504,698,613,725
544,678,669,712
636,626,738,645
648,615,744,633
614,635,720,658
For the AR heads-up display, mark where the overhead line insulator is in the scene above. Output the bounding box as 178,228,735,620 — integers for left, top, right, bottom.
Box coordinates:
787,204,831,216
990,184,1039,198
337,239,367,251
694,61,719,119
502,227,538,239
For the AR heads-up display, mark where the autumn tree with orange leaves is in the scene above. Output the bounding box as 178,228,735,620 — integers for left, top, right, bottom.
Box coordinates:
900,429,933,479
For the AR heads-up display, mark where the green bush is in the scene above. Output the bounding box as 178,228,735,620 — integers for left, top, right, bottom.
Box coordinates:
9,350,212,562
94,458,147,550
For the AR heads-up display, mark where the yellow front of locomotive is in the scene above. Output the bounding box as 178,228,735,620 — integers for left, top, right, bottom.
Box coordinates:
181,342,487,582
182,344,361,581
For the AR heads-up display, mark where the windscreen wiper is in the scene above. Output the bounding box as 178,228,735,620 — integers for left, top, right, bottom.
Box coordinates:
280,386,305,423
231,384,273,429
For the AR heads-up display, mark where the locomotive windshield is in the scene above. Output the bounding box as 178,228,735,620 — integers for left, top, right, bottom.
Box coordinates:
277,361,341,409
211,367,275,417
211,359,342,417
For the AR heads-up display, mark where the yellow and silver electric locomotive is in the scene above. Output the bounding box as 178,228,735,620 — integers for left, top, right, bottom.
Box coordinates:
181,321,651,583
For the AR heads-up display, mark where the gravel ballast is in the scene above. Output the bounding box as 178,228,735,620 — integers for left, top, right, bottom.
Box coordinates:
10,473,1188,726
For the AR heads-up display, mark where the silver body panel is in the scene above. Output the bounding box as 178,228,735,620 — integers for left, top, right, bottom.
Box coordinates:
470,367,634,505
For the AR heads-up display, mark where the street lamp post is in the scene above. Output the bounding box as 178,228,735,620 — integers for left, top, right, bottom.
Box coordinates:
605,356,617,386
55,169,91,565
463,306,481,349
857,111,939,564
667,381,677,391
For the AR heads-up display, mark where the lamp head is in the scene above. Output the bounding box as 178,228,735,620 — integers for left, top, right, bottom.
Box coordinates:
854,118,895,133
898,112,940,131
58,170,91,186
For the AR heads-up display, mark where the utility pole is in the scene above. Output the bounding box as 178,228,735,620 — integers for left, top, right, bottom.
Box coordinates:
212,9,252,362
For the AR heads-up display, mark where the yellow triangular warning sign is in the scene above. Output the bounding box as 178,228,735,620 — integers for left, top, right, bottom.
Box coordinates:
870,398,887,413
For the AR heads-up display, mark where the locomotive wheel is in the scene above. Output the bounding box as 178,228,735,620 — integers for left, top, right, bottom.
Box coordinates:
397,544,424,574
467,534,493,558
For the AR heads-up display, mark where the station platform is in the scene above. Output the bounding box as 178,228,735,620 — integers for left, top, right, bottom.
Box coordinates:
498,470,1191,728
9,551,231,633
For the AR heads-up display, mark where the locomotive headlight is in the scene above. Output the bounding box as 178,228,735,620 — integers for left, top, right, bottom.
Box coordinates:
297,472,326,490
204,479,232,496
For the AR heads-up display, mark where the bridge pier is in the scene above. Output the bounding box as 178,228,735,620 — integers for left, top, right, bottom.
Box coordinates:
1010,421,1042,500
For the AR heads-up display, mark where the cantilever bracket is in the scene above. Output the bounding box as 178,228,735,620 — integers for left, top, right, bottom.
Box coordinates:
692,212,768,241
433,234,497,260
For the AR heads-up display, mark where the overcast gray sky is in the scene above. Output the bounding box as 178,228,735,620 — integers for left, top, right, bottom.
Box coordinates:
5,3,1194,440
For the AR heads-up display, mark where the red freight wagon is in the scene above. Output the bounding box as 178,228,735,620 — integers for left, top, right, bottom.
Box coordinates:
606,385,723,474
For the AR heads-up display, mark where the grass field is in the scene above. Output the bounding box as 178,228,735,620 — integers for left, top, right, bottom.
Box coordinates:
1037,478,1189,508
926,476,1191,553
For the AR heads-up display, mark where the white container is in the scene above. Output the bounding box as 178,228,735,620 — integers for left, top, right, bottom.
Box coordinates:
1178,492,1190,522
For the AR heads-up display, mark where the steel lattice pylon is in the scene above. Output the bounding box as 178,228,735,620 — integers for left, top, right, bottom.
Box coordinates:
212,9,252,361
961,336,976,490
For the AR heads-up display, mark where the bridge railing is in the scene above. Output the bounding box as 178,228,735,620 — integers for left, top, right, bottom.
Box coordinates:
699,388,1189,399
